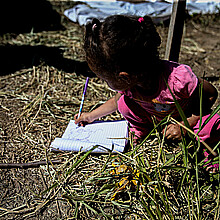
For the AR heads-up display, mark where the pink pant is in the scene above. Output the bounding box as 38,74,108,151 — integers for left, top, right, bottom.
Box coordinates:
118,95,220,144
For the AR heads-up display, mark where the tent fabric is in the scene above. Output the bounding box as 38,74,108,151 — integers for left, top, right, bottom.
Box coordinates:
64,0,220,26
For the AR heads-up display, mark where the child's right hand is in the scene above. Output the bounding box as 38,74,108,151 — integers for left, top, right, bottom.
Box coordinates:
74,94,120,126
74,112,95,126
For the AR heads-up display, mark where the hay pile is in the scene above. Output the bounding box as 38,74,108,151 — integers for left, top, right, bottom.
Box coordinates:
0,1,220,219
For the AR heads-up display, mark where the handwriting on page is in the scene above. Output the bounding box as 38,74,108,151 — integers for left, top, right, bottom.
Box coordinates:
62,120,128,147
62,120,115,145
63,126,104,142
51,120,128,152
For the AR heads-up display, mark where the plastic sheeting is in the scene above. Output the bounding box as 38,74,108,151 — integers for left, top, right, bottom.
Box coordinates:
64,0,220,25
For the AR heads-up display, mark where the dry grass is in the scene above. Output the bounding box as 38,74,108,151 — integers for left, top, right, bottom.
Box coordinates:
0,2,220,219
0,62,219,218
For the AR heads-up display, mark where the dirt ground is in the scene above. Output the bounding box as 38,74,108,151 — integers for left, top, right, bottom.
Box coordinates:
0,1,220,219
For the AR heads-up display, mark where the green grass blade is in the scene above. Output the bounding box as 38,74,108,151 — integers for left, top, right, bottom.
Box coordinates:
139,197,156,220
176,169,188,196
81,201,99,215
164,79,190,129
66,145,100,176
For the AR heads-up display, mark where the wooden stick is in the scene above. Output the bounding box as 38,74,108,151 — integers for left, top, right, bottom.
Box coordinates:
0,160,62,169
165,0,186,62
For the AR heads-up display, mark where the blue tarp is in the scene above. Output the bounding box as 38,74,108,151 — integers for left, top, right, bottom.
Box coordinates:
64,0,220,25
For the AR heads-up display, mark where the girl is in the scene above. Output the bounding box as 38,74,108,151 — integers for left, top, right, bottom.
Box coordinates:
74,15,220,170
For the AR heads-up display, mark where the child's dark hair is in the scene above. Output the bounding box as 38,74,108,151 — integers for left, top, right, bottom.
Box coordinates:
84,15,161,79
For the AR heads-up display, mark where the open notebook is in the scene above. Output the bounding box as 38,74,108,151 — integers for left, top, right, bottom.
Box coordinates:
51,120,128,153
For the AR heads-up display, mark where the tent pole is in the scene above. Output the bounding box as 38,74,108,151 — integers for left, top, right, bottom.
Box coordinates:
165,0,186,62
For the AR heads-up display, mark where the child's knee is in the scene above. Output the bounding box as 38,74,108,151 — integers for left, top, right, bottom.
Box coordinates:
193,114,220,143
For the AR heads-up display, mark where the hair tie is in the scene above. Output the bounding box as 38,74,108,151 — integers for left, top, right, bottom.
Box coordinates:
92,23,97,30
138,17,144,23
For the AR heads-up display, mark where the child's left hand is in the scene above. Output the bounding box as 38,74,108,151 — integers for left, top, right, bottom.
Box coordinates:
162,124,184,140
162,115,200,140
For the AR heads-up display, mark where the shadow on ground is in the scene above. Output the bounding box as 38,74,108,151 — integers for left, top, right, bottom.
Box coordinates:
0,0,64,34
0,45,95,77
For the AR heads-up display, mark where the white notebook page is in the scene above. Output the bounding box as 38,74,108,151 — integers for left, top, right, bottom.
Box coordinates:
51,120,128,153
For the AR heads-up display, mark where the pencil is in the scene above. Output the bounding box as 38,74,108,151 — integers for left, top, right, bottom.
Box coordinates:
77,77,89,119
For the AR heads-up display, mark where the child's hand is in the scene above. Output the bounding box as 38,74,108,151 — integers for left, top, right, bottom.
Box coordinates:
163,124,184,140
74,112,95,126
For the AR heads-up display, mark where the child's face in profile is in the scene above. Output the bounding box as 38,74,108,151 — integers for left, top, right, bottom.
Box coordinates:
88,61,140,91
95,71,138,92
88,63,131,91
96,73,128,91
